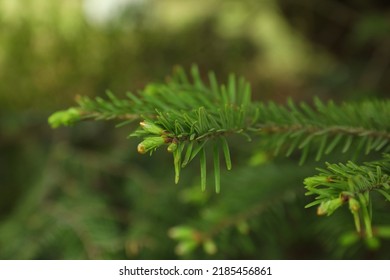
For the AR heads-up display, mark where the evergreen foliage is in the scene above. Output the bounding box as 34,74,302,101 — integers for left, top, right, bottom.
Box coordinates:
49,66,390,249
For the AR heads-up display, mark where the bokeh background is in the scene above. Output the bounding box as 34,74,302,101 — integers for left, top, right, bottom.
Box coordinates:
1,0,389,259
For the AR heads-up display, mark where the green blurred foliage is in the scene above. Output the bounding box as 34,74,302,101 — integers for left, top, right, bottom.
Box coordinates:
0,0,389,259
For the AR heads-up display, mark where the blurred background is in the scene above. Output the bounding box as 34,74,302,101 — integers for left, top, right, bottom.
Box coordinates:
0,0,389,259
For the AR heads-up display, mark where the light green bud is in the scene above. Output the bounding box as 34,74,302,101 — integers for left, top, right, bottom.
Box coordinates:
167,142,177,153
48,108,81,128
304,176,333,188
140,120,164,135
348,197,360,213
317,197,343,216
137,136,167,154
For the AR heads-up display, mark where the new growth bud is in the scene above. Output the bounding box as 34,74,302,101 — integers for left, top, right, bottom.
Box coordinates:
167,142,177,153
137,136,167,154
48,108,81,128
140,120,165,135
348,198,360,213
304,176,333,188
317,197,344,216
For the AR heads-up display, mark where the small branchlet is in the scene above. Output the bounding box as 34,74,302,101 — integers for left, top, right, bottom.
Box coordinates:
305,156,390,245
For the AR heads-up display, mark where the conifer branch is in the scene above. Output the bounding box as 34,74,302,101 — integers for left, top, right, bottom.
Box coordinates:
48,66,390,165
304,154,390,246
48,65,390,189
48,65,390,244
48,65,390,190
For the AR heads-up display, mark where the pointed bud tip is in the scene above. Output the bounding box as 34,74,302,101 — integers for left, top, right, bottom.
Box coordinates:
137,143,147,154
139,120,164,135
316,207,327,216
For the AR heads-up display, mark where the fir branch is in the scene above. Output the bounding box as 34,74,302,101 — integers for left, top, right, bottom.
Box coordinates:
304,154,390,244
251,99,390,160
48,65,390,246
48,66,390,191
